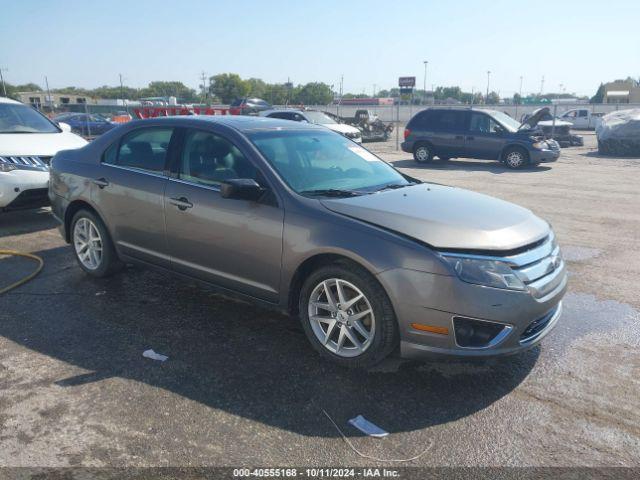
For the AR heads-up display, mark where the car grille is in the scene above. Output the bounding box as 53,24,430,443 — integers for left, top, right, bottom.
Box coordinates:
520,304,560,344
0,156,50,170
500,232,565,299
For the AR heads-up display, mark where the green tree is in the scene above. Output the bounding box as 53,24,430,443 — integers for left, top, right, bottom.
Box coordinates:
139,81,196,102
513,93,522,105
209,73,249,104
486,91,501,105
590,83,605,104
293,82,333,105
245,78,267,98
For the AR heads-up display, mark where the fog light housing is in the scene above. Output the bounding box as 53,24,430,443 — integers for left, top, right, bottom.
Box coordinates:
453,317,512,349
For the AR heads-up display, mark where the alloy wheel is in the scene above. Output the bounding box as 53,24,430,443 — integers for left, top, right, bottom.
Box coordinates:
415,146,430,162
506,151,525,168
308,278,375,358
73,218,103,270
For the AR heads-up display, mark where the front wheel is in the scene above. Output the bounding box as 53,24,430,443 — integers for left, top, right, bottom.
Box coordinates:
299,262,398,368
71,210,122,277
503,147,529,169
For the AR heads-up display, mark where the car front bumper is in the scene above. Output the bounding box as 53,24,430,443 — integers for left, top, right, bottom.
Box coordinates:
530,143,561,164
0,170,49,209
376,264,567,359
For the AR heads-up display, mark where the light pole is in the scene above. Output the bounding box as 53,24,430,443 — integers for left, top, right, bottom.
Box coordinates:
486,70,491,103
515,75,523,118
423,61,428,105
0,67,7,97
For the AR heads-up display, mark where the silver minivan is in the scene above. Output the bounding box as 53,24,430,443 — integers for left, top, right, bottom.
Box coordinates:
49,116,567,368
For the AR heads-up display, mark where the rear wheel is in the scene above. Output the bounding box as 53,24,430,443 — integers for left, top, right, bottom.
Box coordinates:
503,146,529,169
413,144,434,163
71,210,122,277
299,261,398,368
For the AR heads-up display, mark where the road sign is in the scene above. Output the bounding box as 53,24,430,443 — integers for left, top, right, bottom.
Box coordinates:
399,77,416,87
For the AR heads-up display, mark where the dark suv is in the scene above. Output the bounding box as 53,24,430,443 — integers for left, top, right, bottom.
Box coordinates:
402,108,560,169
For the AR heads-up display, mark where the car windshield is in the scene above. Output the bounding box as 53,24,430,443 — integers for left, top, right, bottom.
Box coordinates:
249,130,411,195
303,111,336,124
0,103,60,134
488,111,520,132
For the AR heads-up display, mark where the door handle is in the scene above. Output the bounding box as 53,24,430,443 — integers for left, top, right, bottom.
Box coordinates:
466,136,475,140
168,196,193,211
455,135,464,140
92,178,109,188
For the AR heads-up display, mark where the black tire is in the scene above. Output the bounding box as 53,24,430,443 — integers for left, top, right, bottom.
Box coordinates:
70,209,123,277
298,260,399,368
413,143,434,163
503,146,530,169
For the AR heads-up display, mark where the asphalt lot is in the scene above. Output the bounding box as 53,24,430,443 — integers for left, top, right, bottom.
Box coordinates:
1,132,639,467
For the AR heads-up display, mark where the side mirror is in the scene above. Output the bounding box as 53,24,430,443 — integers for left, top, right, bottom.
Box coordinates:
58,122,72,132
494,125,505,135
220,178,265,201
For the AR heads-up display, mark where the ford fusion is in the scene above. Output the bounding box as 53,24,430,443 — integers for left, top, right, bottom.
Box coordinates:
49,116,567,367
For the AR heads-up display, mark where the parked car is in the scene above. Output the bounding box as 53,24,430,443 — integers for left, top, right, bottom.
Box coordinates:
521,108,584,147
49,116,566,367
229,97,272,115
326,109,393,142
261,109,362,143
52,112,117,137
402,108,561,169
0,97,87,210
559,108,603,130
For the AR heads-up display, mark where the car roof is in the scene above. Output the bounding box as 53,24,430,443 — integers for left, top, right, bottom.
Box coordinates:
127,114,325,134
0,97,24,105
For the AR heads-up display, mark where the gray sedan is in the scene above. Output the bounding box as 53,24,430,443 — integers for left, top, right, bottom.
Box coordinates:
49,116,567,368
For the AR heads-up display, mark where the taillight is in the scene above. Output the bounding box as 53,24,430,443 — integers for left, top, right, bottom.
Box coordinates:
403,128,411,139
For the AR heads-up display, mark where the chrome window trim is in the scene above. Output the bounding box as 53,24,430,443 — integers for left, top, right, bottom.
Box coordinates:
167,176,222,192
102,162,167,179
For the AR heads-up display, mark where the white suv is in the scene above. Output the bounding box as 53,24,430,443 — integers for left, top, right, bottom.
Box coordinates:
0,97,87,210
261,109,362,143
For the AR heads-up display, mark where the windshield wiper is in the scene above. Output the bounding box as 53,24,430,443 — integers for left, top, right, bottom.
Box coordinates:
300,188,362,198
375,182,417,192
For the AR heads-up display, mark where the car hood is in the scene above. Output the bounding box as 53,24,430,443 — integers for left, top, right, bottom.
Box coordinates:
538,119,573,127
321,183,549,251
519,107,552,130
325,123,360,134
0,131,87,156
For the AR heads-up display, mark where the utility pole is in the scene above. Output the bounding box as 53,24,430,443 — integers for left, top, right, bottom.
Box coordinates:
119,73,127,112
486,71,491,103
515,75,523,119
540,75,545,95
199,71,208,104
44,76,52,112
423,61,428,105
373,84,377,97
0,67,7,97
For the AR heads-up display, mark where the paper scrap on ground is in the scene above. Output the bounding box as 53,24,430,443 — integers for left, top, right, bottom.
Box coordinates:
142,349,168,362
348,415,388,438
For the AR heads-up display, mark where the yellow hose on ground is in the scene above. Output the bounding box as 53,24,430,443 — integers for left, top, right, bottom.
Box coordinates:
0,250,44,295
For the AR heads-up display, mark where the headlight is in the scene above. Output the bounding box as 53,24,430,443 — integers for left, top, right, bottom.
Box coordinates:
532,141,547,150
441,255,526,291
0,163,18,172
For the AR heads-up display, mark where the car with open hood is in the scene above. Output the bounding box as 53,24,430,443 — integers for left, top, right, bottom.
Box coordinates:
0,97,87,210
49,116,567,367
402,107,561,168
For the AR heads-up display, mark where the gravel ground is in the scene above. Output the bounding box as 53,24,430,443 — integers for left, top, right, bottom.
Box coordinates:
0,132,639,468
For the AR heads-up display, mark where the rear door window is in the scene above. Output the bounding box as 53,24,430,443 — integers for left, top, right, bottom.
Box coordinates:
409,110,433,129
114,127,174,174
431,110,464,131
